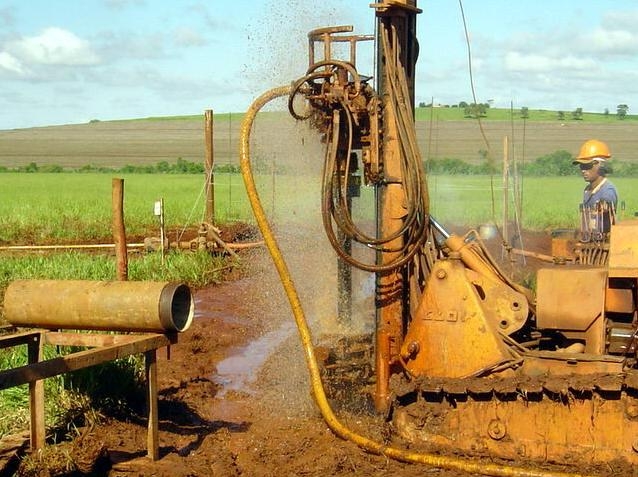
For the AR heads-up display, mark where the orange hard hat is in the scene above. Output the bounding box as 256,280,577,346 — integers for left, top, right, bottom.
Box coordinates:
573,139,611,164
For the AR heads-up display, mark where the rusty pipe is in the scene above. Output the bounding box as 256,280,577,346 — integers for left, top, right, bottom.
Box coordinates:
4,280,193,333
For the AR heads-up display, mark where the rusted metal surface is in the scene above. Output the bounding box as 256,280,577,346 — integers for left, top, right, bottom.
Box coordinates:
389,220,638,466
536,266,607,354
608,219,638,277
393,366,638,466
4,280,193,332
400,257,519,379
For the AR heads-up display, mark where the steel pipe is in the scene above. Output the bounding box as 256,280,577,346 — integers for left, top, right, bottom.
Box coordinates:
4,280,193,333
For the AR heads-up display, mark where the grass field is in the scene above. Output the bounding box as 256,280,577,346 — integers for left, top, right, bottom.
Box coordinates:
1,171,635,243
414,106,638,123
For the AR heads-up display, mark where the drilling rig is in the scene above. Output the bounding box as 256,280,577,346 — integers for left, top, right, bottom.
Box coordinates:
242,0,638,471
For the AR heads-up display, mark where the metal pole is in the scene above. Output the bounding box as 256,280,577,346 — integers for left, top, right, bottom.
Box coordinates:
204,109,215,223
112,178,128,281
503,136,509,246
373,0,420,413
159,198,166,265
228,112,232,219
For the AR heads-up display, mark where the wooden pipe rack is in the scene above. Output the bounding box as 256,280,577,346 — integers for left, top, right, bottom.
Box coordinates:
0,327,177,461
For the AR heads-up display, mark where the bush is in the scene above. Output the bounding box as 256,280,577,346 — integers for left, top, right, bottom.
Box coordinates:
521,150,574,176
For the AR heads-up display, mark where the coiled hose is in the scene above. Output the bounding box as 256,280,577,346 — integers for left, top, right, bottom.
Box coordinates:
239,85,591,477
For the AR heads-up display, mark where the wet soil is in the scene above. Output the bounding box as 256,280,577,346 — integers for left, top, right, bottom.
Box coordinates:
6,226,614,477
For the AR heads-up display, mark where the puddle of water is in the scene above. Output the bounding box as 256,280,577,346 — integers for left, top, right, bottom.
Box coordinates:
212,321,295,397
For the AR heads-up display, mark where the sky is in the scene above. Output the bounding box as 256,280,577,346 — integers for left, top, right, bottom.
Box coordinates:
1,0,638,130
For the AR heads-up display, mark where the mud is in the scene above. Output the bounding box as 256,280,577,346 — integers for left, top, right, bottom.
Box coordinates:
9,228,616,477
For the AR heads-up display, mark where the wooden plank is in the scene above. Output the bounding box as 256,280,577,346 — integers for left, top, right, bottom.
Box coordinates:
0,331,43,350
145,350,159,460
44,332,141,348
0,333,173,390
27,334,45,451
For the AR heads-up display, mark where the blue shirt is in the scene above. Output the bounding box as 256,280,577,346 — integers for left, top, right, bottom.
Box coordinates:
583,178,618,209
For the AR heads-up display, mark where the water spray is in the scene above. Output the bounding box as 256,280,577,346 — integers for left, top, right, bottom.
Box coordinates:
239,85,589,477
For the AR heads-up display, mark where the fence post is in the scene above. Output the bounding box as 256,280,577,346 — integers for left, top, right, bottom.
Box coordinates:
204,109,215,223
112,178,128,281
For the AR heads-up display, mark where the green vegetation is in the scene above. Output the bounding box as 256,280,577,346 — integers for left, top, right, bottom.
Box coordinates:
415,105,638,122
0,172,261,243
0,172,248,439
1,158,206,174
426,150,638,177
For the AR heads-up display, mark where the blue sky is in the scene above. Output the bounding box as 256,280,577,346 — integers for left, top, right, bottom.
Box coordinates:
1,0,638,130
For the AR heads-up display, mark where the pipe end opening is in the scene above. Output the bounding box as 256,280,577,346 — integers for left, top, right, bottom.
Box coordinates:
160,282,194,332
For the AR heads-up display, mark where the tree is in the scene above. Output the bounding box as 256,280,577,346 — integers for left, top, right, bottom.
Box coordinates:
617,104,629,120
523,150,574,176
24,162,39,173
520,107,529,119
571,107,583,120
557,111,565,121
463,103,487,118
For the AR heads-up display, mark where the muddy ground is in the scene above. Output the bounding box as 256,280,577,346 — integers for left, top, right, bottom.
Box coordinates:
4,225,622,477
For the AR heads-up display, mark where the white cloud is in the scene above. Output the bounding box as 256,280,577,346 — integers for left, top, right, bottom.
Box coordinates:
0,50,25,74
504,51,597,75
587,28,638,56
9,27,100,66
601,9,638,30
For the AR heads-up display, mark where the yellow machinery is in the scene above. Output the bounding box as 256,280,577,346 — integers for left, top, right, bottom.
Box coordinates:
241,0,638,472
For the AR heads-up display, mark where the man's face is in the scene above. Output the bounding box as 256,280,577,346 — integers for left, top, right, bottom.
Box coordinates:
579,161,601,183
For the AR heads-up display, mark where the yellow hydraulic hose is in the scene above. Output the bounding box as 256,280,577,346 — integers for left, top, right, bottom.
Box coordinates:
239,85,591,477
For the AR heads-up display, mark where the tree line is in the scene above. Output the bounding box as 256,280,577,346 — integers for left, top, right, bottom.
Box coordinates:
4,151,638,177
0,158,207,174
419,102,631,120
426,150,638,176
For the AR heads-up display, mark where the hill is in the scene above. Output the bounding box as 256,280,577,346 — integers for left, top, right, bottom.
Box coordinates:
1,109,638,169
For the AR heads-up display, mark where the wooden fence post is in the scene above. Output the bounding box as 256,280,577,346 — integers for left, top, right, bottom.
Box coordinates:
112,178,128,281
204,109,215,223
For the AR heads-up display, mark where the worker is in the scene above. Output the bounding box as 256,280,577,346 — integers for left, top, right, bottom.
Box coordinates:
572,139,618,238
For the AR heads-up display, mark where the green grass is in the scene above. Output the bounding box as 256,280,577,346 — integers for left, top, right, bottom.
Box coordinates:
428,175,637,230
415,106,638,123
3,172,633,246
136,108,638,124
0,172,270,243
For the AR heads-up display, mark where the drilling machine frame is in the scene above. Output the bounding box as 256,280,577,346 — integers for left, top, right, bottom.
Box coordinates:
284,0,638,469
